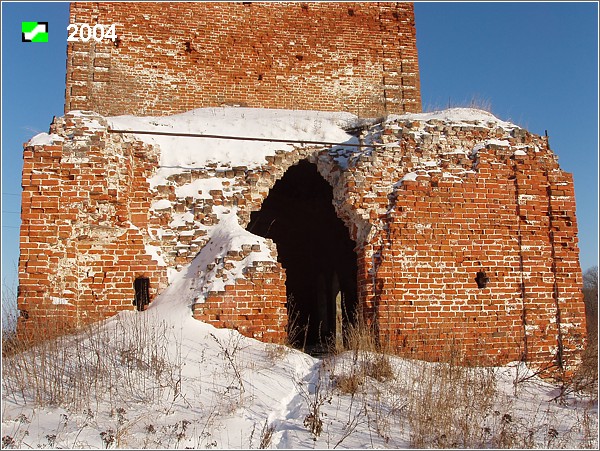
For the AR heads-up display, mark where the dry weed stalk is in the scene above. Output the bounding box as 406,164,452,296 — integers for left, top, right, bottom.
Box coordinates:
258,419,275,449
1,312,183,412
332,320,394,394
296,361,333,439
406,340,499,448
210,331,247,393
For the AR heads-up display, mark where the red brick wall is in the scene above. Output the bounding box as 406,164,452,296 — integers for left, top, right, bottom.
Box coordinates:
192,262,288,343
18,110,587,374
65,2,421,117
18,112,168,338
344,118,587,373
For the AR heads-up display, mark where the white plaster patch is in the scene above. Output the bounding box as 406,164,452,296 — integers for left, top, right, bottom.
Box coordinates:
151,199,173,211
50,296,72,306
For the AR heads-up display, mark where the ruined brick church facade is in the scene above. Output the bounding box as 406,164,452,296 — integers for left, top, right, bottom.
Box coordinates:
18,2,586,373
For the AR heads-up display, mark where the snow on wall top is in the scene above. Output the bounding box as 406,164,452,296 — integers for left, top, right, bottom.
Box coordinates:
27,132,65,146
388,107,518,130
56,107,519,179
103,107,519,189
108,107,359,184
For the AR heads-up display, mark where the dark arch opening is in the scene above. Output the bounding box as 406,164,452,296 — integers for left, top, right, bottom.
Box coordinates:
247,160,358,353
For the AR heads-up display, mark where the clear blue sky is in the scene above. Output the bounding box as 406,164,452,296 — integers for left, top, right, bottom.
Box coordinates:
1,2,598,304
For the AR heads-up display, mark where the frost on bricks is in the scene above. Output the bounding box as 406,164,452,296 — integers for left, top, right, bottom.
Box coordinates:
16,109,587,377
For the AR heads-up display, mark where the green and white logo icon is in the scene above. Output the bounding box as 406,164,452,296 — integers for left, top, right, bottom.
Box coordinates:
22,22,48,42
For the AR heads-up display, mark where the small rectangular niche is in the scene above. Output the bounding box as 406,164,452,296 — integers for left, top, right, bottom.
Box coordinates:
134,277,150,311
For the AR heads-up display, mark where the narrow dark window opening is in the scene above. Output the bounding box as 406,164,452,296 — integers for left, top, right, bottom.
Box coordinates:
475,271,489,289
134,277,150,311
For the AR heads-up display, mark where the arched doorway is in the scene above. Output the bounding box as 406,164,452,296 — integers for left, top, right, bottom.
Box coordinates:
247,160,357,353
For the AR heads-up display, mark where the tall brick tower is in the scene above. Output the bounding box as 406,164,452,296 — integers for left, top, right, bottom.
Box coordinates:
65,2,421,117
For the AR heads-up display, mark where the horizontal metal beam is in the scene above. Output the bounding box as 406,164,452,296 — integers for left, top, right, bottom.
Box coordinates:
107,128,376,148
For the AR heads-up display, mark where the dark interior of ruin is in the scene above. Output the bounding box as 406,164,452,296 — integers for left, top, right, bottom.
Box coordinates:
247,160,358,353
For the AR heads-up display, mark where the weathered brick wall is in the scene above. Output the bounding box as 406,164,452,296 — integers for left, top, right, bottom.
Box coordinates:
18,112,168,337
192,261,288,343
343,116,587,372
65,2,421,117
18,110,587,374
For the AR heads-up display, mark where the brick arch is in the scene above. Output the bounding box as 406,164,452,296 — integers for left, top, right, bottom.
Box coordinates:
236,145,375,251
310,152,375,249
233,146,323,228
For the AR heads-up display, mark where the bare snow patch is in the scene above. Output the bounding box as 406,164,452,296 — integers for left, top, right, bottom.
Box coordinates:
485,138,511,147
27,133,64,146
145,244,167,267
174,177,239,200
50,296,72,306
389,107,518,130
108,108,358,181
150,199,173,211
68,110,107,130
400,172,419,183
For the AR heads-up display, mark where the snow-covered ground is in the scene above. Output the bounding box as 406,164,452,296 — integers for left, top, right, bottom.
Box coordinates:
2,259,597,449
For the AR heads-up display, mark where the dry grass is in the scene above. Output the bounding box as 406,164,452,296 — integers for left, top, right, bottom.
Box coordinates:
264,342,291,362
570,330,598,399
334,372,362,395
576,268,599,398
405,355,499,448
333,324,502,447
1,312,183,412
424,94,494,114
323,320,597,449
331,320,394,392
258,420,275,449
285,294,309,352
2,299,596,448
